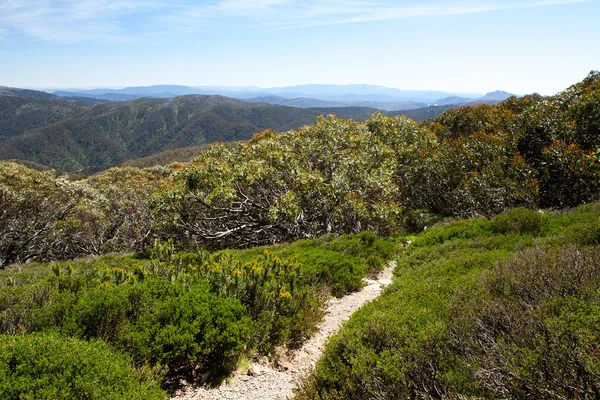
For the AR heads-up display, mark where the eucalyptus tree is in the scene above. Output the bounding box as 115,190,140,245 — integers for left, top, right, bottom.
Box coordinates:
151,114,426,248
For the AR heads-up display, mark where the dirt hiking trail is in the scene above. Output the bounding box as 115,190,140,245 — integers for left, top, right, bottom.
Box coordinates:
174,262,395,400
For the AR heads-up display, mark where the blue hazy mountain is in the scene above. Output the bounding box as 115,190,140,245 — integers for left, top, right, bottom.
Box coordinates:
53,84,500,111
475,90,514,103
52,84,482,102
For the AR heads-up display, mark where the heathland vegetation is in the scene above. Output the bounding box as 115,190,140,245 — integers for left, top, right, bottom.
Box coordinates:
1,233,394,398
294,205,600,399
0,71,599,398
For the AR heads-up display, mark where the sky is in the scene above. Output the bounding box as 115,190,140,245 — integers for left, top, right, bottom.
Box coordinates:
0,0,598,95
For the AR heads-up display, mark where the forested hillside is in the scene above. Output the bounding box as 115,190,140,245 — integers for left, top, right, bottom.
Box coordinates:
0,86,490,174
0,96,323,172
0,94,403,173
0,87,91,141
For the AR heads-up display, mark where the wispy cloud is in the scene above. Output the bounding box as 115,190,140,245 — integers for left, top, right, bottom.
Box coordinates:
0,0,590,43
0,0,169,43
191,0,590,29
304,0,589,28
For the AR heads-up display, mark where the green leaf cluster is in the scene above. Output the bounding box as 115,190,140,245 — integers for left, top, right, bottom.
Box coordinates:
152,114,424,248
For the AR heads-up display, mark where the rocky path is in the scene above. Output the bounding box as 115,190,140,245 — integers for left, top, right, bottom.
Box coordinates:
174,262,395,400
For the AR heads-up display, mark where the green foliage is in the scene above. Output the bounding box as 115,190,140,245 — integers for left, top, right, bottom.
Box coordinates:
0,162,171,267
0,231,396,391
146,239,323,352
193,251,320,351
0,265,249,382
540,139,600,207
410,71,600,213
0,333,166,400
489,207,549,236
447,245,600,398
429,103,511,140
409,217,492,248
294,202,600,400
228,232,396,297
127,281,250,379
0,161,103,267
152,114,421,248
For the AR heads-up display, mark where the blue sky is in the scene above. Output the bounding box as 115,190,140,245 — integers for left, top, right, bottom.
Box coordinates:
0,0,598,94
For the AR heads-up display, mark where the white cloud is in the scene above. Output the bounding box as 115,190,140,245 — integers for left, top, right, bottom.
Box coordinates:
165,0,591,31
0,0,168,43
255,0,591,28
0,0,591,43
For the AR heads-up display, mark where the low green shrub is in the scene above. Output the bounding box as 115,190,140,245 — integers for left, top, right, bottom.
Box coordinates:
0,231,397,391
447,245,600,398
293,248,365,297
490,207,549,236
319,231,396,276
127,281,250,379
0,333,166,400
228,232,397,297
194,251,323,350
553,219,600,246
66,284,133,342
410,217,491,248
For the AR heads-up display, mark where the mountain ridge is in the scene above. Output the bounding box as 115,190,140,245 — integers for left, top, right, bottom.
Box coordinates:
0,85,516,173
52,84,512,111
0,87,93,142
0,93,400,173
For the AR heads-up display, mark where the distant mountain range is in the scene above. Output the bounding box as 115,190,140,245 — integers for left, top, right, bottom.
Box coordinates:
0,88,405,173
474,90,515,103
51,84,515,111
0,85,516,173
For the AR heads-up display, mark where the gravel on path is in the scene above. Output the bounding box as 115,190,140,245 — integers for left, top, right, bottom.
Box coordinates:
173,263,395,400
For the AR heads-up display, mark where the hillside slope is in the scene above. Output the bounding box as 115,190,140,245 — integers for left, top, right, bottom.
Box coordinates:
0,95,356,173
0,87,92,142
0,85,517,173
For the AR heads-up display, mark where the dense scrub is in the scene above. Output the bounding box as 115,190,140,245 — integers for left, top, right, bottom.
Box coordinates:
0,333,166,400
226,231,396,297
1,72,599,265
294,203,600,399
154,71,600,248
0,232,395,395
0,163,172,268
